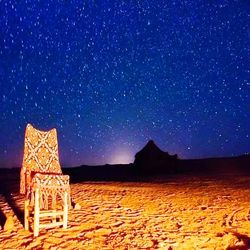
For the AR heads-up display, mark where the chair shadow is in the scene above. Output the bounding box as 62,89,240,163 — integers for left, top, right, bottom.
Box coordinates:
226,232,250,249
0,207,6,229
0,171,24,228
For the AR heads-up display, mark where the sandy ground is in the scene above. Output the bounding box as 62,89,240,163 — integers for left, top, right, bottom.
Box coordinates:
0,174,250,249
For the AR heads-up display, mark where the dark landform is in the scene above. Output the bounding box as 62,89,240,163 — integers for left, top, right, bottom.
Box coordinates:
1,140,249,182
66,140,250,182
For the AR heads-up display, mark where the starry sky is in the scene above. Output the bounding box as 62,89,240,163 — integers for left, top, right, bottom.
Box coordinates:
0,0,249,168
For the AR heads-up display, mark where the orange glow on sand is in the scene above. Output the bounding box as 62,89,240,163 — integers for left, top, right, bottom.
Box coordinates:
1,173,250,249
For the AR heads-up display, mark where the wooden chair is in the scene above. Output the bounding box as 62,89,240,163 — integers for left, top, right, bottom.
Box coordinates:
20,124,70,236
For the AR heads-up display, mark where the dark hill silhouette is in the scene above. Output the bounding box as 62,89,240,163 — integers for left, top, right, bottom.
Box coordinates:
1,140,249,182
179,154,250,176
134,140,178,174
65,153,250,182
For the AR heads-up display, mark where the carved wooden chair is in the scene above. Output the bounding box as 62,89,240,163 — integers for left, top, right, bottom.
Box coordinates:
20,124,70,236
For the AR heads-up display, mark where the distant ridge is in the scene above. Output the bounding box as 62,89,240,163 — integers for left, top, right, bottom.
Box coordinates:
134,140,178,174
135,140,178,160
0,141,249,181
179,154,250,175
185,153,250,161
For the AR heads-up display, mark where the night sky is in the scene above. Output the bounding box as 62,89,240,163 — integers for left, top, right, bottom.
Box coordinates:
0,1,249,168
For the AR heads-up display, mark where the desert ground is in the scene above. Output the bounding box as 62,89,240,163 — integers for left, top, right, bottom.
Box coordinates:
0,171,250,249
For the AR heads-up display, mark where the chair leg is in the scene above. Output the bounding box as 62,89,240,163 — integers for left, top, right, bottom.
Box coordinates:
52,210,56,223
63,192,68,229
34,189,40,237
24,199,29,230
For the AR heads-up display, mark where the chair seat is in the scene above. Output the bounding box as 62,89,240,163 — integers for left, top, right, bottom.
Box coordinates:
30,173,70,210
32,173,70,188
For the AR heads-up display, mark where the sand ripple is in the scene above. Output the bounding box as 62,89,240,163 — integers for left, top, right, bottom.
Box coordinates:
0,176,250,249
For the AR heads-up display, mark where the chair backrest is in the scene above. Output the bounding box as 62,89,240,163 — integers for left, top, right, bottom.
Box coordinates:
20,124,62,194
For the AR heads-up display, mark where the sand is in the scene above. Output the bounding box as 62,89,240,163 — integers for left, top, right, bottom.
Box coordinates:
0,174,250,249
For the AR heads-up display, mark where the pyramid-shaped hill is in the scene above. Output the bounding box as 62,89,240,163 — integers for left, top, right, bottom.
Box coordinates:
134,140,178,174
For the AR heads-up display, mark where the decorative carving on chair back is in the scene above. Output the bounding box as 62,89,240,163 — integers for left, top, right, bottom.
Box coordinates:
20,124,62,195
